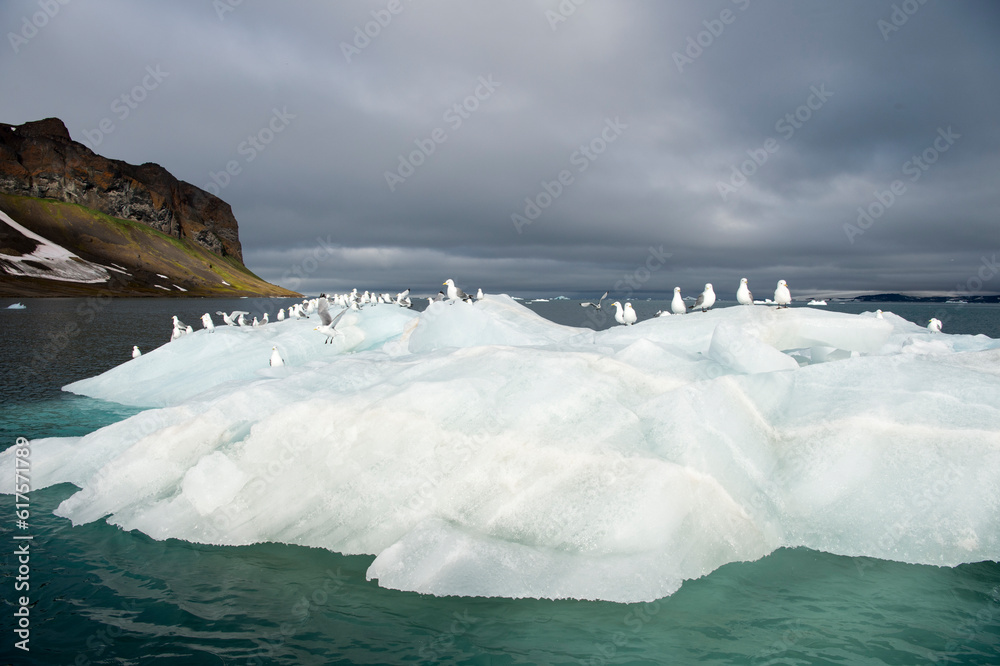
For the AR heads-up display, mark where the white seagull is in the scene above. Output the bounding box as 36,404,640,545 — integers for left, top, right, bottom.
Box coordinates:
736,278,754,306
671,287,686,315
201,313,215,332
314,296,349,344
689,283,716,313
132,345,141,358
216,310,249,326
927,318,943,332
443,279,472,302
269,346,284,367
623,302,638,325
611,301,626,325
774,280,792,308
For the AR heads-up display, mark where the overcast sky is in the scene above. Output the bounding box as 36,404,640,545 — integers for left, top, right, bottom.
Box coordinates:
3,1,999,298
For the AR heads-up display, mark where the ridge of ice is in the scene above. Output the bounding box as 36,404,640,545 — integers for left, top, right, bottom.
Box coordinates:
3,296,1000,603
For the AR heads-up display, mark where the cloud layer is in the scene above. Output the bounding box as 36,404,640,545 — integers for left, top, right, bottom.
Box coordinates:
3,0,998,298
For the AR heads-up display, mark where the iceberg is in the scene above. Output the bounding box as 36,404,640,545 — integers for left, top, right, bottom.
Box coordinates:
3,297,1000,603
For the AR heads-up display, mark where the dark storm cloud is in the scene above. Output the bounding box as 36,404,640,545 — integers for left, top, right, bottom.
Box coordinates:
3,0,999,298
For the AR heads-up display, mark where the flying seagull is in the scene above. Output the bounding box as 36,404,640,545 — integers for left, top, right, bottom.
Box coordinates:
216,310,249,326
314,296,349,344
581,291,609,311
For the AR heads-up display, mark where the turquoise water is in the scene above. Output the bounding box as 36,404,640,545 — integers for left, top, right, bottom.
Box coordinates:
2,298,999,664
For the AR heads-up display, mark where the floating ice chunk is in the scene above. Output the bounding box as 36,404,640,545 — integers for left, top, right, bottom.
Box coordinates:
4,298,1000,604
65,305,418,407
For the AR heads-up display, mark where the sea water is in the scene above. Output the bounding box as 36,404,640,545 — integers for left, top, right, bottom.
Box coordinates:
1,297,998,665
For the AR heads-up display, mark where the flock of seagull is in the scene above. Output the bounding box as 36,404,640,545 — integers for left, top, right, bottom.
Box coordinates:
143,286,438,363
582,278,793,326
132,277,945,360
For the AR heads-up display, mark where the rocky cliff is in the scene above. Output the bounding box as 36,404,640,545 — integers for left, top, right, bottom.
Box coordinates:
0,117,242,261
0,117,299,298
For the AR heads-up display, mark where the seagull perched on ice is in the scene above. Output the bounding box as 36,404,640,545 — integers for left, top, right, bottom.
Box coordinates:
276,308,285,321
314,296,349,344
132,345,141,358
170,319,186,341
581,291,609,311
876,309,884,320
689,283,716,313
611,301,626,325
269,346,284,366
927,318,943,333
443,279,473,302
623,302,638,325
736,278,754,306
774,280,792,308
201,313,215,332
671,287,686,315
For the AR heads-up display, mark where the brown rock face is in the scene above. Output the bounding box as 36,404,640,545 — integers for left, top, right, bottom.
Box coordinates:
0,117,243,262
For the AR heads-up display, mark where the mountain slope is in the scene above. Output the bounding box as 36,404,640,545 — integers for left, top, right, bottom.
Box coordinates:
0,118,243,261
0,193,298,297
0,117,300,298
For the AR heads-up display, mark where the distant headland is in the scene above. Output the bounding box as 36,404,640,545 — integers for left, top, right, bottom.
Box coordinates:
0,117,299,298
